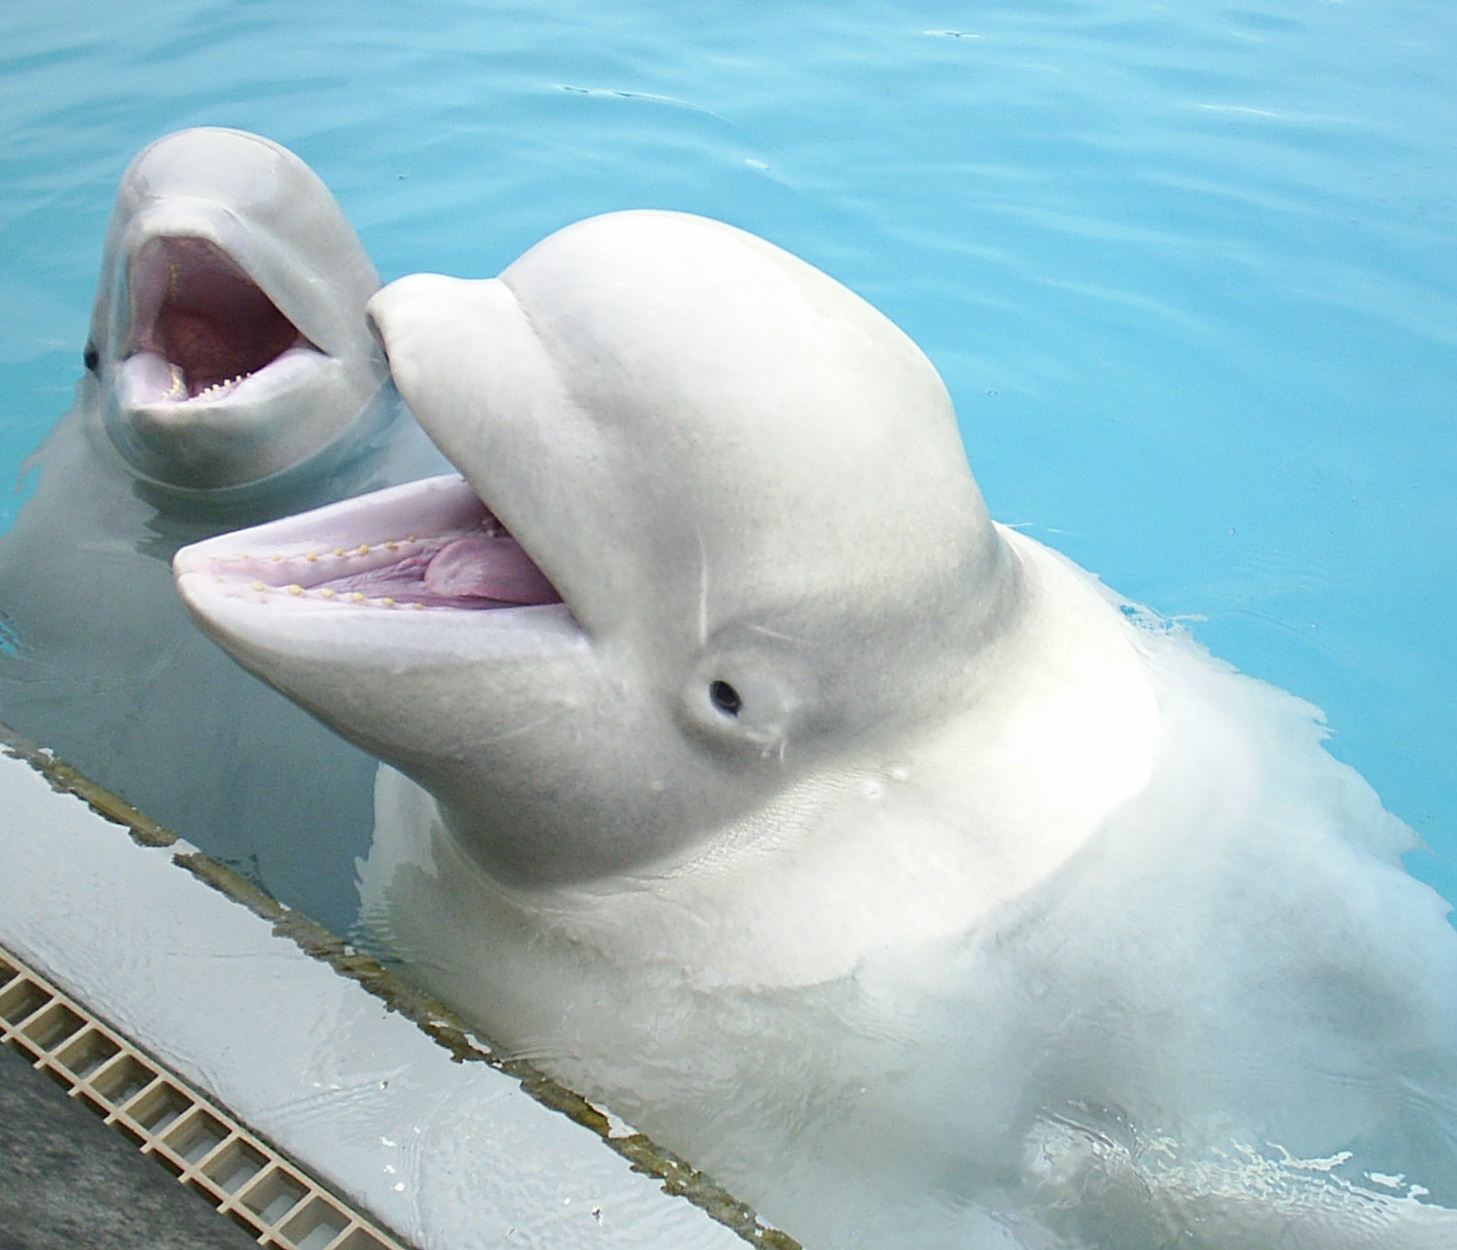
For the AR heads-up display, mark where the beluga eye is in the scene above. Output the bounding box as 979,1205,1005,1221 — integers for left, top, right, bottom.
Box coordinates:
83,340,99,373
682,629,813,751
709,680,742,718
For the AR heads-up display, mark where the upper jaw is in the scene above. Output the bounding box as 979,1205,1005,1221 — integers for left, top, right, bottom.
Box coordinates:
116,226,327,416
98,202,385,489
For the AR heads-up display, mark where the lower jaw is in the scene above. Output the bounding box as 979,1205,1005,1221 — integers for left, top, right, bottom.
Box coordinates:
115,344,325,411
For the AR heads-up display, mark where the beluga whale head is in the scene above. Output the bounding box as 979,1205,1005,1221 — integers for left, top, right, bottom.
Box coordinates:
88,127,388,492
175,210,1157,981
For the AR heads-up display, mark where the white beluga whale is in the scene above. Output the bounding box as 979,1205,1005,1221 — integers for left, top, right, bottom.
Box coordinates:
174,210,1457,1248
0,127,446,929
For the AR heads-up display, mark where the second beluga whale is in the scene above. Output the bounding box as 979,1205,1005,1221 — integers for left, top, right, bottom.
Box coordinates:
87,126,392,491
0,127,446,928
175,210,1457,1248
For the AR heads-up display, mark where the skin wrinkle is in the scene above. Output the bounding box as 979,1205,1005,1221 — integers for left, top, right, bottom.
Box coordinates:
696,525,710,650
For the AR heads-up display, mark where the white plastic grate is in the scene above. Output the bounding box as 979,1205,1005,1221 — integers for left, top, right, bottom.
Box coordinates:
0,942,411,1250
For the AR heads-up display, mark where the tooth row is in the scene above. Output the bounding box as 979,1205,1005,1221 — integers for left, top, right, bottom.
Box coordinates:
237,537,425,567
192,373,247,401
244,579,426,609
236,521,500,572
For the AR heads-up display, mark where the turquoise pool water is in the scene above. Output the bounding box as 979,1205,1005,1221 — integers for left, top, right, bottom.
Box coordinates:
1,0,1453,921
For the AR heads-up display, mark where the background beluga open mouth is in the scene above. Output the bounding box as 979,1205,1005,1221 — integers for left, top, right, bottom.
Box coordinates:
175,474,564,613
120,235,316,406
83,127,396,491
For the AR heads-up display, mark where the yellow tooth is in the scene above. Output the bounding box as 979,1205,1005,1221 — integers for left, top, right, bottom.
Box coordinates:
350,592,365,602
332,547,345,557
385,541,398,551
357,544,371,555
251,581,265,591
287,584,303,596
319,588,335,599
306,552,319,562
382,597,396,608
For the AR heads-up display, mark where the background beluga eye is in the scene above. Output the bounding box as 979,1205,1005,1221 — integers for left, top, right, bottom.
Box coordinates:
83,340,99,373
709,680,742,717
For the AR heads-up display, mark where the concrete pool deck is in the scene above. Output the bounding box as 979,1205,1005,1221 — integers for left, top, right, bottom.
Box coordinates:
0,734,789,1250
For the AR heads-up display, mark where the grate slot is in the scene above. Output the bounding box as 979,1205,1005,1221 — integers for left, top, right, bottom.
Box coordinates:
56,1026,121,1079
164,1106,230,1164
91,1052,156,1104
205,1136,269,1194
23,999,85,1048
242,1164,310,1225
0,977,48,1025
127,1079,191,1134
280,1195,350,1250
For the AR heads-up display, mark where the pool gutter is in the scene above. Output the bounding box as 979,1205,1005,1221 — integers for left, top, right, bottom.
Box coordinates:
0,720,797,1250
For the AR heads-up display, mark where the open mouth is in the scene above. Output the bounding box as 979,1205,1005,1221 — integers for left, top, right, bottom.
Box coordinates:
122,236,318,403
180,474,564,612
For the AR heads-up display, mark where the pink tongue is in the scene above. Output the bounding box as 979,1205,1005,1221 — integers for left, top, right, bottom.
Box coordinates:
424,534,561,605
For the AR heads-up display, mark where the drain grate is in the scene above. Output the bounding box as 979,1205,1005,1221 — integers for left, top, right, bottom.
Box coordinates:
0,943,410,1250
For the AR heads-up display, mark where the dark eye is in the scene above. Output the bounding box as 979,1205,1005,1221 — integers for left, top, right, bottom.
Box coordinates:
709,680,742,717
82,340,99,373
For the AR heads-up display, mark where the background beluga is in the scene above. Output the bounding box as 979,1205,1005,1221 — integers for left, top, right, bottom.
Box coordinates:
0,127,446,928
175,210,1457,1248
90,125,392,491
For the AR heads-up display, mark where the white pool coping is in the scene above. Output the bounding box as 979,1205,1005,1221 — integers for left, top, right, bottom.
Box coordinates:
0,740,781,1250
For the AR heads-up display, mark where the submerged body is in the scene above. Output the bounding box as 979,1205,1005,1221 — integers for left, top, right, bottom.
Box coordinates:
175,211,1457,1246
361,580,1457,1250
0,129,446,926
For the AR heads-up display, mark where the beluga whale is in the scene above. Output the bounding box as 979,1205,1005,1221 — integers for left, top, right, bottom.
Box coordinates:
174,210,1457,1249
0,127,446,930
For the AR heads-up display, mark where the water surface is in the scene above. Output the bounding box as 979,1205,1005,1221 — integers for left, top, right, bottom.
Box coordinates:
1,0,1452,967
